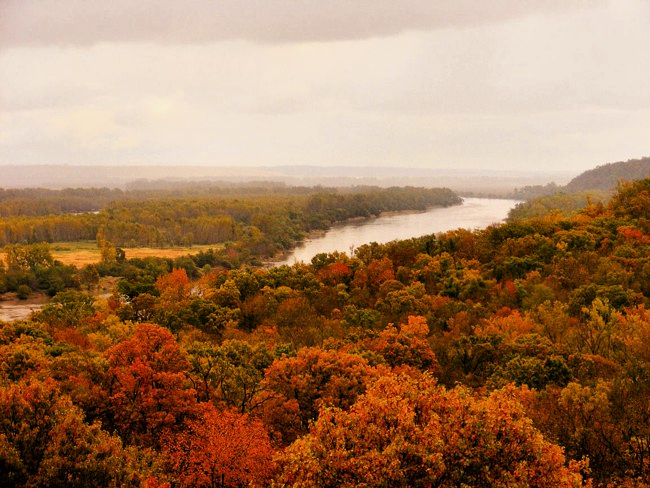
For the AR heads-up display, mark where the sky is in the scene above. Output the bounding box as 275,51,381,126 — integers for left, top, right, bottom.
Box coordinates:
0,0,648,173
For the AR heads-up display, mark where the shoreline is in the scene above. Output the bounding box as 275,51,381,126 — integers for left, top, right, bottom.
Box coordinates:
271,197,516,266
266,200,466,266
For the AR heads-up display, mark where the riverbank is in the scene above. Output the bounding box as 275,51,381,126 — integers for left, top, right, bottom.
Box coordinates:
266,203,459,266
0,277,119,323
276,197,518,265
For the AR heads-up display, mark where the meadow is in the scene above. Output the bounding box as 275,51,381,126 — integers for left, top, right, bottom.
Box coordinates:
0,241,220,268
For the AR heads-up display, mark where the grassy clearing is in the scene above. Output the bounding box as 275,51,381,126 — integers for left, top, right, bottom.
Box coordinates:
0,242,222,268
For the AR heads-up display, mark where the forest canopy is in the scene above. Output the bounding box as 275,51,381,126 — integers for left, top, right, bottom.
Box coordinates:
1,178,649,486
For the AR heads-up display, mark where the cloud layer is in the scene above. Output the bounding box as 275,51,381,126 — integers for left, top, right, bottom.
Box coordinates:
0,0,648,173
1,0,599,46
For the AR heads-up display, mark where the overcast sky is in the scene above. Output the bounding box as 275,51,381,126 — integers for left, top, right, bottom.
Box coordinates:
0,0,648,173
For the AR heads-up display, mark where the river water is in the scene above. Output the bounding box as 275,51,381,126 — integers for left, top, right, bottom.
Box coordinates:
278,197,518,265
0,300,47,323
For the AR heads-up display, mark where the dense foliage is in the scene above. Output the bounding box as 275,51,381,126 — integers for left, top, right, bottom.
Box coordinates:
0,183,327,217
511,182,564,200
1,178,650,486
0,186,460,251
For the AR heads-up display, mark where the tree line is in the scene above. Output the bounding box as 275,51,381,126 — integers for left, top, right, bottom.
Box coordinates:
0,186,461,253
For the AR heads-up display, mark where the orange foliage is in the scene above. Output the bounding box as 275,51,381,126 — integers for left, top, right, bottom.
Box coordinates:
617,225,650,244
143,477,171,488
163,402,274,488
475,309,540,341
258,347,378,444
317,262,352,285
278,374,588,487
353,257,395,290
104,323,196,446
366,257,395,285
401,314,428,336
156,268,191,312
53,327,92,350
364,316,438,371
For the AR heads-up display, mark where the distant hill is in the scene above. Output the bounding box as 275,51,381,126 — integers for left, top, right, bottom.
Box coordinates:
508,156,650,221
565,156,650,192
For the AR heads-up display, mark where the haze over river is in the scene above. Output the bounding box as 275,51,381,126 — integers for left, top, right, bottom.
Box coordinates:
278,197,519,265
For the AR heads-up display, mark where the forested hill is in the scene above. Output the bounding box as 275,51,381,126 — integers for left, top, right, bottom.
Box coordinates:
565,156,650,192
509,156,650,220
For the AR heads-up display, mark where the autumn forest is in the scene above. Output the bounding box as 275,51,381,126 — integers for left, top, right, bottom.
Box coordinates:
0,177,649,487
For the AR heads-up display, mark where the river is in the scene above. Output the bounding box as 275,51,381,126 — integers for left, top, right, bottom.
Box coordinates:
277,197,518,265
0,198,518,322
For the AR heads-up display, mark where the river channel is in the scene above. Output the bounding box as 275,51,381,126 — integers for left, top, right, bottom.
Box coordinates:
277,197,519,265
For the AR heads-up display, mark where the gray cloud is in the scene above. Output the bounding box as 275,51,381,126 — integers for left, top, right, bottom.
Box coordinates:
0,0,600,47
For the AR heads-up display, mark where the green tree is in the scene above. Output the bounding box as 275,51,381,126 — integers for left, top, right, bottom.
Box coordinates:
4,243,53,271
35,291,96,328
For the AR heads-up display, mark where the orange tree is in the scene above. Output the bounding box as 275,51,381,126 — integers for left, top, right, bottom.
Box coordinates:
162,402,274,488
258,346,378,445
102,323,196,447
277,373,588,487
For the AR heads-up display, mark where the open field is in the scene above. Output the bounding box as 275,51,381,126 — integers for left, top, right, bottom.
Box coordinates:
0,242,222,268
